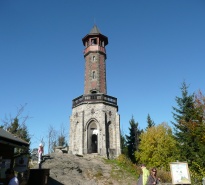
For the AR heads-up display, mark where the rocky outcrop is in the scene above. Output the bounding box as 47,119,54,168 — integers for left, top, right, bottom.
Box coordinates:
36,152,137,185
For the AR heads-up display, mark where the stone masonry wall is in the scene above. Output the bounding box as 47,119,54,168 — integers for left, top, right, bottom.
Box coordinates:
69,102,121,158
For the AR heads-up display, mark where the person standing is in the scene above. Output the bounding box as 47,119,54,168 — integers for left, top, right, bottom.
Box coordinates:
137,173,142,185
146,167,161,185
5,168,19,185
38,143,44,164
141,164,150,185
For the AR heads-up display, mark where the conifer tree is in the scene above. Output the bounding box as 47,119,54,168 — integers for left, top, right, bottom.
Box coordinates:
58,135,65,146
120,133,128,156
7,117,30,143
58,123,66,146
191,90,205,173
7,117,30,154
172,82,201,166
8,117,19,135
145,114,155,130
125,116,142,163
19,122,30,143
1,105,31,154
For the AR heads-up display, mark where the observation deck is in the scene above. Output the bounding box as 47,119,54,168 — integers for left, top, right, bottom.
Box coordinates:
72,94,118,110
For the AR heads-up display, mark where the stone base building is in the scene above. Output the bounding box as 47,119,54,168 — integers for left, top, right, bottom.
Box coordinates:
69,25,121,158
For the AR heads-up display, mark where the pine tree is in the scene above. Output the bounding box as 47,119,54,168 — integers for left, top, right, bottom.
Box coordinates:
2,104,31,144
1,105,30,154
7,117,30,154
125,116,142,163
120,133,128,156
192,90,205,173
172,82,201,166
58,135,65,146
145,114,155,130
19,123,30,143
7,117,30,143
8,117,19,135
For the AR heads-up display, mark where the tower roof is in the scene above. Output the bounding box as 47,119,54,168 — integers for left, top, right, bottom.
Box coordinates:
82,25,108,46
90,25,101,34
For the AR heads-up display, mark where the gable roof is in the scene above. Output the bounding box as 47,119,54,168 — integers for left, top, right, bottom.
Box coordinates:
0,128,29,148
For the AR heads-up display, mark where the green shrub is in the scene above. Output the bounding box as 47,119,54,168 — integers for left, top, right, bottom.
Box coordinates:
104,154,140,180
157,169,172,183
190,162,205,185
115,154,141,179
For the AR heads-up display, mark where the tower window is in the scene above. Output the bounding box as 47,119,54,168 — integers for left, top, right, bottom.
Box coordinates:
91,38,97,45
93,56,96,61
91,90,97,94
92,71,96,79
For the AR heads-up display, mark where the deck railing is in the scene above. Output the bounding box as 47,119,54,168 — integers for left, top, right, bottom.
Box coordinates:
72,94,117,108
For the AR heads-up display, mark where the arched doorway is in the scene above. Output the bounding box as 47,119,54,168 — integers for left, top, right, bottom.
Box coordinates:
87,121,98,153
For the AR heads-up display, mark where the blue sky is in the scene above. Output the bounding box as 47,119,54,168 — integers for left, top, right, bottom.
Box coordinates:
1,1,205,152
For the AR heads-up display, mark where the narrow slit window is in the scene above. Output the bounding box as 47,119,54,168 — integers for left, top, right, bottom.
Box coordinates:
92,71,96,79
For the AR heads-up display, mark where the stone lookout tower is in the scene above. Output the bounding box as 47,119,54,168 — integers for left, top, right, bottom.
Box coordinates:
69,25,121,158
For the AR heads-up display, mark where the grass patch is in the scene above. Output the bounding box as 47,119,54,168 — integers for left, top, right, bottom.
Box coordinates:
94,170,103,178
103,154,139,182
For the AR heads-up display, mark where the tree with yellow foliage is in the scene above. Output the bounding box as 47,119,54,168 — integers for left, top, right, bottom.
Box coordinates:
135,123,179,170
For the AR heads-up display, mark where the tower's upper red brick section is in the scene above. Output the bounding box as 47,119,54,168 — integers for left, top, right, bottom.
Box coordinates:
82,25,108,95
